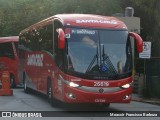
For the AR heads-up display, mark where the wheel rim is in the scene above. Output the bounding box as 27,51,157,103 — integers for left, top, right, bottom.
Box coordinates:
24,80,27,90
48,86,52,99
10,75,15,87
10,78,13,86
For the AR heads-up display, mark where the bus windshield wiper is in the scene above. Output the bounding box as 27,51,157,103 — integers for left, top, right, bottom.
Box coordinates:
86,44,118,76
86,46,99,73
101,44,118,75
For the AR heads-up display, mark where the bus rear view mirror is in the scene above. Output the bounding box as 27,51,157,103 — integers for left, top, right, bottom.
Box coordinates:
58,28,65,49
129,32,143,53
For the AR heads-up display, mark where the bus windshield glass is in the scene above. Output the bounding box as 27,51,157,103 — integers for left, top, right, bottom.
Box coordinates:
66,28,132,80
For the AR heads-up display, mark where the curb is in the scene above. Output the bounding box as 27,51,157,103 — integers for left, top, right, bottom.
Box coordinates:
132,98,160,106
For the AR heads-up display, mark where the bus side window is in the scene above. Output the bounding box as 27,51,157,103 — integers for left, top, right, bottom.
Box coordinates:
40,25,53,54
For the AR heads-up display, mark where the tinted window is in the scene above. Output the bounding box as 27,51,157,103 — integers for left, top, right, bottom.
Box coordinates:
0,42,14,59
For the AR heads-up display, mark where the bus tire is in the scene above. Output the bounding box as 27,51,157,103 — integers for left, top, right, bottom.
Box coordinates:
23,72,31,93
47,79,58,107
10,74,16,88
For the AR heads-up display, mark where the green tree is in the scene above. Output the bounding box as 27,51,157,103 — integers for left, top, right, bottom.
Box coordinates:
0,0,123,36
127,0,160,57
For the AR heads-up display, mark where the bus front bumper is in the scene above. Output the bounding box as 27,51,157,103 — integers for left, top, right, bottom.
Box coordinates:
63,85,132,104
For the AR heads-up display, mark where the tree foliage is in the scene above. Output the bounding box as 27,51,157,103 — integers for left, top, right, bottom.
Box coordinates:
122,0,160,57
131,0,160,57
0,0,122,36
0,0,160,57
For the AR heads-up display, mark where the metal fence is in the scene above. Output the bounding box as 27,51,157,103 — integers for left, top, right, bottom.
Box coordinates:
144,58,160,98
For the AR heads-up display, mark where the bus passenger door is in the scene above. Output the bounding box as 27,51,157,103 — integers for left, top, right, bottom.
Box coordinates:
18,46,26,85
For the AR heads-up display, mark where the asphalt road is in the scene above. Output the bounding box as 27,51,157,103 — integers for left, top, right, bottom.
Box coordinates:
0,88,160,120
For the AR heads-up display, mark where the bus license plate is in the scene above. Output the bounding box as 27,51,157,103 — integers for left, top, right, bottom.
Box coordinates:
95,99,106,103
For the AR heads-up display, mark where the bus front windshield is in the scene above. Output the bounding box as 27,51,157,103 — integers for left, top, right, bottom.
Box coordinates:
66,28,132,80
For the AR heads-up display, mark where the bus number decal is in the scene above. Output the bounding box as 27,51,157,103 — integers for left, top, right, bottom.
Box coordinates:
94,82,109,87
27,54,44,67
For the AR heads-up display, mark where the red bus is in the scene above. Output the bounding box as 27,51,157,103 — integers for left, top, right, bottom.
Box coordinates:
19,14,143,106
0,36,19,88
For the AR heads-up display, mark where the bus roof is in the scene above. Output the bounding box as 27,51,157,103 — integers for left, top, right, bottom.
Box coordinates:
20,14,128,34
0,36,19,43
55,14,127,29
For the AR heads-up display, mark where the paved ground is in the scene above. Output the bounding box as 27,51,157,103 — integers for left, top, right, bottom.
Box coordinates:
0,89,160,120
132,94,160,105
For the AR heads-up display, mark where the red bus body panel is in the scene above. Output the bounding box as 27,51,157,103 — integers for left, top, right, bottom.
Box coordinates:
53,72,133,103
21,14,127,33
25,51,132,104
55,14,127,29
0,36,19,43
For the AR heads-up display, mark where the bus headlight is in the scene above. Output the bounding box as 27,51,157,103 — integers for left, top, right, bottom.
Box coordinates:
59,75,80,88
69,82,80,88
121,84,130,89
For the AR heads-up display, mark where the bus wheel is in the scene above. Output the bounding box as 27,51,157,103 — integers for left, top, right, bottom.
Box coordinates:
10,74,16,88
23,73,31,93
47,80,58,107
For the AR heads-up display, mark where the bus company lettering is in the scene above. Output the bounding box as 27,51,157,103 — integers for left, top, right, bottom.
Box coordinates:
76,19,118,25
27,54,44,67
